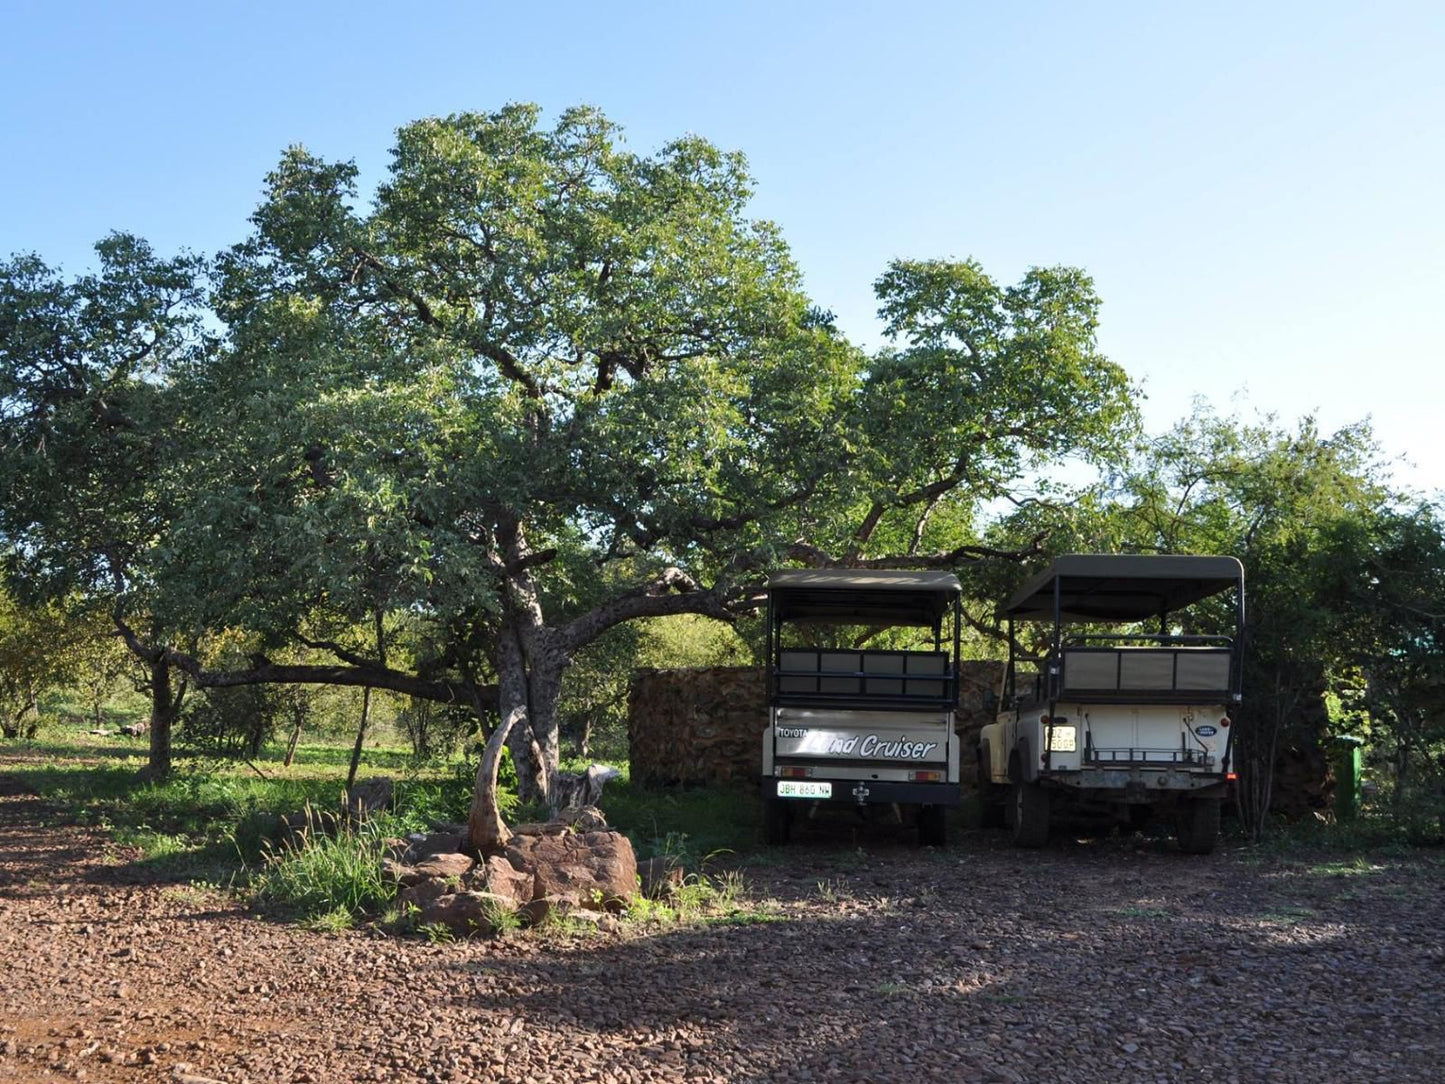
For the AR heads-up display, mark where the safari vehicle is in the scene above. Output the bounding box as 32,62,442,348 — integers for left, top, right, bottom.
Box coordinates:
761,569,963,846
978,554,1244,853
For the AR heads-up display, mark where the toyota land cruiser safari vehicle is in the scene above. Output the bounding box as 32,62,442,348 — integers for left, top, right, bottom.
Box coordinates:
978,554,1244,853
761,569,963,846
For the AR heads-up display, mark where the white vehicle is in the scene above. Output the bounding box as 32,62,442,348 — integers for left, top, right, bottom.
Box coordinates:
978,554,1244,853
761,570,964,846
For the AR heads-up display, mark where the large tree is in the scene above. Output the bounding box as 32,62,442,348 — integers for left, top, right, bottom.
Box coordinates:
3,105,1137,845
0,236,206,772
181,105,1138,846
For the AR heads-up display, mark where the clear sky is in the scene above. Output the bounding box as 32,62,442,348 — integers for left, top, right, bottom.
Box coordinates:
3,1,1442,495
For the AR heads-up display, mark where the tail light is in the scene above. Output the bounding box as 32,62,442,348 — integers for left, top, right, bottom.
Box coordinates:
779,766,808,779
1220,717,1231,728
910,769,943,782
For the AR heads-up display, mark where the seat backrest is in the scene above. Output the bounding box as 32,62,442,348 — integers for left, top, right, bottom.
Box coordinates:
1119,651,1173,689
1063,649,1118,690
779,650,819,693
1175,649,1231,690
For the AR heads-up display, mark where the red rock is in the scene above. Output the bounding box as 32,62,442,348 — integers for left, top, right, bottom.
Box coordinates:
472,855,534,910
411,853,474,881
505,829,638,923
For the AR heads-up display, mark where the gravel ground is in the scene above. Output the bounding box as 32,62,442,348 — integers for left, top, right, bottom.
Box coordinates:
2,773,1443,1084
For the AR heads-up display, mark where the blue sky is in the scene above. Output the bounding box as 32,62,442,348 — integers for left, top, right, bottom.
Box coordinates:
3,1,1442,494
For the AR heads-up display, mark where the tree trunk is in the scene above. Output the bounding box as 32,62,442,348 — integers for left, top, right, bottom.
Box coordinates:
526,658,566,799
3,696,38,740
346,609,385,789
283,706,303,768
469,634,530,852
146,658,183,779
506,720,547,805
346,686,372,790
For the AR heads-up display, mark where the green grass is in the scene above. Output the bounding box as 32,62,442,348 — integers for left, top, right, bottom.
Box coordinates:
250,813,399,922
594,766,759,861
1245,804,1444,859
0,724,477,891
0,728,775,933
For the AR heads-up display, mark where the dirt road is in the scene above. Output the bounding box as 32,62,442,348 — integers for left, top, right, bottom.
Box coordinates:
1,775,1441,1083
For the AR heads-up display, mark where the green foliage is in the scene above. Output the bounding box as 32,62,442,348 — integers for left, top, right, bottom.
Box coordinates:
0,591,83,737
180,684,280,759
0,235,206,623
0,102,1168,822
395,696,477,761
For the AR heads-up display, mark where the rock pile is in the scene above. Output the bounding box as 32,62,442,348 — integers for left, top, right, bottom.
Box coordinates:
382,807,638,937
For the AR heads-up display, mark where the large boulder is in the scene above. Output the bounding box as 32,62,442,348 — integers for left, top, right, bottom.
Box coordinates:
418,891,511,937
637,855,684,900
404,830,464,862
464,855,535,910
397,877,450,914
506,828,638,923
276,807,341,850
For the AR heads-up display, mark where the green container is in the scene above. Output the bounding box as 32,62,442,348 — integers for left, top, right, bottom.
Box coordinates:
1331,736,1365,821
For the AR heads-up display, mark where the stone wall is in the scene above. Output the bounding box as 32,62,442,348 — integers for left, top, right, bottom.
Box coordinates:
628,667,766,788
628,662,1004,791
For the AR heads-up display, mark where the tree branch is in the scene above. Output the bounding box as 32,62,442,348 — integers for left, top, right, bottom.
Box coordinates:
113,618,498,711
557,568,741,653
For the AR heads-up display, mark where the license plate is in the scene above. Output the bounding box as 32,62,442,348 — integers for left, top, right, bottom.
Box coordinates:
1047,726,1077,752
778,781,832,799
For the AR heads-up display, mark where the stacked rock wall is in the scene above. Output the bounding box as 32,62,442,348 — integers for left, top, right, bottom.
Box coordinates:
628,667,766,788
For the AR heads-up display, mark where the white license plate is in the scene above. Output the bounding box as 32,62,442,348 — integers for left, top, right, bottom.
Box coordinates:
778,781,832,799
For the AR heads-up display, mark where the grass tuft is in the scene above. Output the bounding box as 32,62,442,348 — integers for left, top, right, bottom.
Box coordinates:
249,811,397,923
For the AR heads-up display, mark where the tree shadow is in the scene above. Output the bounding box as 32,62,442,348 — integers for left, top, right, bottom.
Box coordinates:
423,841,1445,1082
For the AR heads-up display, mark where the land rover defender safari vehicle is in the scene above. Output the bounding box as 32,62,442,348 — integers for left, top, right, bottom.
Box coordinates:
978,554,1244,853
761,569,963,846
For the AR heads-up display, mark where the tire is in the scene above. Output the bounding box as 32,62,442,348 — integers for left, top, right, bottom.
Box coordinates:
1176,797,1221,855
980,794,1008,829
1011,781,1050,848
763,797,793,845
977,745,1007,829
918,804,947,847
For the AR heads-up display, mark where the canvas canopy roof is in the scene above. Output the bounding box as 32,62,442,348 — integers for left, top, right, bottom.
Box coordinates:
1003,554,1243,622
768,569,962,626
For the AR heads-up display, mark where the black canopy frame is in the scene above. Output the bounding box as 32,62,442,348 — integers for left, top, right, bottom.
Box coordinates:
765,569,964,709
1001,554,1246,706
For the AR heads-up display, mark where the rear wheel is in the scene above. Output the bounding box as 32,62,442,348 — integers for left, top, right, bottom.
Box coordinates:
1011,781,1051,848
917,804,947,847
1176,797,1221,855
978,747,1008,829
763,797,793,845
980,794,1008,829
